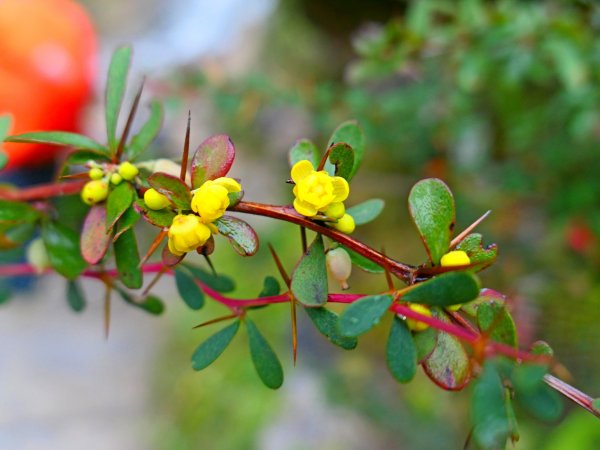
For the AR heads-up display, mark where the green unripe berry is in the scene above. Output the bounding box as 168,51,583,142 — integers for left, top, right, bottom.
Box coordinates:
144,188,171,210
81,180,109,205
88,167,104,180
118,161,139,181
326,247,352,290
110,173,123,185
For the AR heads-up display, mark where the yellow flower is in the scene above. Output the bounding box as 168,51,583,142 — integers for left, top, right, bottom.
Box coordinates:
291,160,349,217
405,303,432,332
168,214,212,256
440,250,470,267
191,177,241,223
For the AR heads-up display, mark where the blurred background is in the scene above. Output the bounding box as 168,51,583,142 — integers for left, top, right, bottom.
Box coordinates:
1,0,599,449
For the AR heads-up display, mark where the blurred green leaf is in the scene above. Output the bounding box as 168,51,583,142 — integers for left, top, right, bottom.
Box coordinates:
386,316,417,383
0,284,12,305
183,263,235,293
246,318,284,389
148,172,191,210
175,267,205,310
106,45,132,151
227,189,244,208
477,301,518,348
422,311,471,390
80,204,111,265
305,307,357,350
530,341,554,358
512,364,563,421
342,245,384,273
113,207,140,241
289,139,319,168
402,272,480,307
471,362,510,450
326,120,365,180
216,216,258,256
65,149,112,165
190,134,235,188
258,276,280,297
413,326,438,363
134,199,176,228
325,143,354,180
113,228,142,289
191,320,240,371
66,280,86,312
106,182,135,232
5,131,107,153
338,294,393,337
291,234,328,306
408,178,455,265
0,115,12,170
346,199,385,226
0,200,40,225
127,100,163,161
42,221,87,279
116,287,164,315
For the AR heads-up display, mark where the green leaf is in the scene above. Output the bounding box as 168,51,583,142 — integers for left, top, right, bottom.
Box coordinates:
42,221,87,279
0,150,7,171
346,199,385,226
215,216,258,256
471,362,510,450
65,149,112,165
0,284,11,305
456,233,498,269
408,178,455,265
477,301,518,348
422,311,471,390
227,189,244,208
0,115,12,170
413,327,438,363
402,272,480,307
66,280,86,312
0,200,40,224
591,398,600,414
127,100,163,161
116,287,164,315
305,307,357,350
289,139,319,168
106,182,135,232
105,45,132,150
148,172,191,210
113,206,140,241
175,267,205,310
5,131,107,153
190,134,235,188
134,199,176,228
191,320,240,371
386,316,417,383
246,318,284,389
80,204,111,265
530,340,554,358
291,234,328,306
342,245,384,273
183,263,235,293
512,364,563,421
327,120,365,179
338,294,393,337
113,228,142,289
258,276,281,297
325,143,354,180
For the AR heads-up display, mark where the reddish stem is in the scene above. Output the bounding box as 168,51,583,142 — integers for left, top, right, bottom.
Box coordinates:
0,180,87,201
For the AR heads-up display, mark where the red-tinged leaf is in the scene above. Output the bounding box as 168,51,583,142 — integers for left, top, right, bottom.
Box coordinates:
162,243,184,267
215,215,258,256
422,311,472,390
190,134,235,188
148,172,191,210
81,204,112,264
134,199,175,228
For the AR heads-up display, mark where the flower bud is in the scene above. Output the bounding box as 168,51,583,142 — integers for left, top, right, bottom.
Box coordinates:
323,201,345,219
110,173,123,185
144,188,170,210
26,237,50,274
332,213,355,234
88,167,104,180
118,161,139,181
81,180,109,205
440,250,470,267
326,247,352,290
404,303,432,332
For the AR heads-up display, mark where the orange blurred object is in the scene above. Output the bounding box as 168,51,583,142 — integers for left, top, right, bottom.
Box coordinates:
0,0,96,169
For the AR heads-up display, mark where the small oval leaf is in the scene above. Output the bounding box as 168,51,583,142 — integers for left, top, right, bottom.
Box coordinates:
305,307,357,350
246,318,284,389
346,199,385,226
342,245,384,273
191,134,235,188
66,280,86,312
386,316,417,383
327,120,365,180
175,267,205,310
183,263,235,293
81,204,112,264
291,234,328,306
191,320,240,371
215,216,259,256
338,294,393,337
289,139,319,168
402,272,480,307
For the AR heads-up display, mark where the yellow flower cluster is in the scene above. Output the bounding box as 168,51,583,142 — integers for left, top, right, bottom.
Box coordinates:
165,177,241,256
290,160,355,234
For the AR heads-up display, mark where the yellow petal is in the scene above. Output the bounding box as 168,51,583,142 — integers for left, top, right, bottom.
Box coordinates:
331,176,349,202
291,160,315,184
212,177,241,193
293,198,318,217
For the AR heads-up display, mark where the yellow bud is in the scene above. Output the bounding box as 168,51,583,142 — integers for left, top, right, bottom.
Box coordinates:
118,161,139,181
168,214,212,255
88,167,104,180
326,247,352,290
110,173,123,185
446,303,462,312
405,304,432,332
26,237,50,274
144,188,170,210
81,180,109,205
440,250,470,267
332,213,355,234
323,202,345,219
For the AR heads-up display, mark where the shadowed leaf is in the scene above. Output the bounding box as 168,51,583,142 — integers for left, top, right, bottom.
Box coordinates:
42,221,87,279
477,301,518,348
402,272,480,307
338,294,393,337
81,204,111,264
0,200,40,225
216,216,259,256
414,327,438,363
192,320,240,370
291,234,328,306
326,120,365,179
387,316,417,383
325,143,354,180
258,276,281,297
346,199,385,226
289,139,319,168
246,318,284,389
183,263,235,293
114,228,142,289
134,199,175,228
305,307,357,350
66,280,86,312
175,267,205,310
342,245,384,273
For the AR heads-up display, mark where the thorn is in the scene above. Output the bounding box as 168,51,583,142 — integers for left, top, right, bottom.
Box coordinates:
450,210,492,249
290,293,298,367
192,313,238,329
142,265,168,297
115,77,145,161
268,243,291,287
317,143,335,171
138,229,168,268
300,226,307,253
203,254,217,276
180,111,191,181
